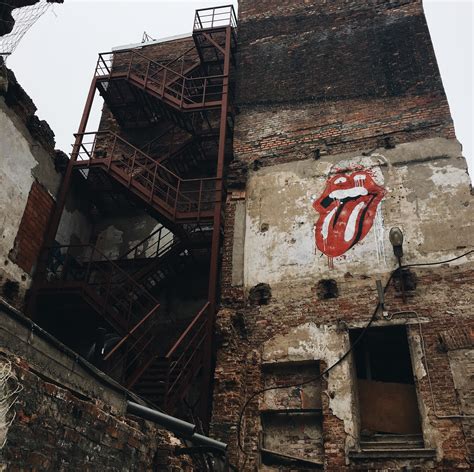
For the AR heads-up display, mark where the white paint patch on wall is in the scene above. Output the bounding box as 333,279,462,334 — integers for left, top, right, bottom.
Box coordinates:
95,225,124,260
56,207,92,246
263,322,358,452
0,105,37,285
243,139,473,290
244,155,388,287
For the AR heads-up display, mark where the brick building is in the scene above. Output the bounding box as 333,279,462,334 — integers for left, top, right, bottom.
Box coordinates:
0,0,473,470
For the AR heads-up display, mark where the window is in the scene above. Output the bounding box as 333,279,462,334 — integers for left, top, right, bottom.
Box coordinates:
260,361,324,468
350,326,423,440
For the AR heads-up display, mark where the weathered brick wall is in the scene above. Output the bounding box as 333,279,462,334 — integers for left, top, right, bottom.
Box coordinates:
0,303,196,471
9,181,55,276
234,0,454,166
211,266,474,470
0,356,190,471
210,1,473,470
0,67,63,308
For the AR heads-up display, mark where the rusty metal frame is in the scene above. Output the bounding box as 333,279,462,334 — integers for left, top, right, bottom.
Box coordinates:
31,6,236,426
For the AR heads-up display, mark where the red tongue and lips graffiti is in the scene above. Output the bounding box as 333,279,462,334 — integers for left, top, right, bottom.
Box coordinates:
312,170,385,260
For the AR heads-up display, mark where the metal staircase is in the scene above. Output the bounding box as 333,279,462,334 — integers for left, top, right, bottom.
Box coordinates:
32,5,236,425
73,131,220,224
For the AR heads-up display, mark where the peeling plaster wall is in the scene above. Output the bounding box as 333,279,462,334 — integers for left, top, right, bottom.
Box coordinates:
0,99,61,296
263,323,359,454
243,138,473,293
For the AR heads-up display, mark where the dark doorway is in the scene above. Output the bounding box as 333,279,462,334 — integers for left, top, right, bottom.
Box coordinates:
350,325,422,436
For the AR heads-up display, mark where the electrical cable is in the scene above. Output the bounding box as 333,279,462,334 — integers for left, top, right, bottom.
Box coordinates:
236,271,394,456
399,249,473,269
235,248,474,458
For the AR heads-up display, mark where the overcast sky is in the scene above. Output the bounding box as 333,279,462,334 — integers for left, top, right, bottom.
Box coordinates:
6,0,474,179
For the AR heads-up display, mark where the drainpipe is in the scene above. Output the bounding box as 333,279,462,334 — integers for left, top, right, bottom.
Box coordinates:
126,401,231,469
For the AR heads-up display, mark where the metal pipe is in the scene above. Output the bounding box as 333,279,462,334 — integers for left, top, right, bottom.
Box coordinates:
126,401,195,438
126,401,228,452
191,433,227,452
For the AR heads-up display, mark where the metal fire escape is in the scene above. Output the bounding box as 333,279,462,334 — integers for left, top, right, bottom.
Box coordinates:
30,6,237,425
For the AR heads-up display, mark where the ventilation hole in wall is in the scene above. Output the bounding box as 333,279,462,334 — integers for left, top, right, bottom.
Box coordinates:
2,280,19,301
252,159,262,171
249,283,272,305
383,136,396,149
393,268,418,293
317,279,339,300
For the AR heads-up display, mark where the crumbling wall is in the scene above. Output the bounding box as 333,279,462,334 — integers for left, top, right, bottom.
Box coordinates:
242,138,472,293
0,301,195,471
211,1,474,470
0,67,63,307
212,268,474,470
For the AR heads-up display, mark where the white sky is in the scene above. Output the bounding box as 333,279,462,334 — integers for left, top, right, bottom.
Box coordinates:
6,0,474,180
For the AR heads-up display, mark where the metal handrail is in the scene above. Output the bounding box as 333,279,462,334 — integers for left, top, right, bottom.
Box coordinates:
166,302,209,360
118,225,177,261
75,131,216,183
103,304,160,361
96,49,227,108
73,131,221,218
40,243,158,305
193,5,237,30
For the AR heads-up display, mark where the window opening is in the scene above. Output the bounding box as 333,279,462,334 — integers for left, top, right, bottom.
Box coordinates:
350,326,423,440
260,361,324,468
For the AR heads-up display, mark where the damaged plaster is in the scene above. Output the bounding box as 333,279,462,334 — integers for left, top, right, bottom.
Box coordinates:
262,322,359,454
243,138,473,292
0,99,60,291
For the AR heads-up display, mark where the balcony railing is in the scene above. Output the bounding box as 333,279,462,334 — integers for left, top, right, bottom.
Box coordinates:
95,48,226,110
193,5,237,30
72,131,221,220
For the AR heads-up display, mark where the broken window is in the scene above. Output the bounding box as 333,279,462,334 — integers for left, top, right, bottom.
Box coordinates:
260,361,324,468
350,326,423,442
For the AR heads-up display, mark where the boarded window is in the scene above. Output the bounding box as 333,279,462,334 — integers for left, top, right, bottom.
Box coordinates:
260,362,323,467
351,326,422,436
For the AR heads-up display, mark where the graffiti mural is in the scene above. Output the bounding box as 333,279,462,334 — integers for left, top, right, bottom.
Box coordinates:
312,170,385,259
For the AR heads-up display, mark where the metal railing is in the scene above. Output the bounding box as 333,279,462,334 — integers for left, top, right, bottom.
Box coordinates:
73,131,221,219
119,225,177,262
95,48,226,109
125,301,210,406
164,302,210,410
193,5,237,30
38,244,159,331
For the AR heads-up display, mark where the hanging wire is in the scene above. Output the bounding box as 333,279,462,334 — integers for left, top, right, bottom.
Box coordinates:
0,358,23,449
0,1,54,62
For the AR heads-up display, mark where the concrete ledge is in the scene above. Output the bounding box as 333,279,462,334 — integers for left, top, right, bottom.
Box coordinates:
349,448,437,460
0,298,145,413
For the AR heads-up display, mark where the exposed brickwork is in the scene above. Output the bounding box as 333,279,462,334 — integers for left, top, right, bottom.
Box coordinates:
211,267,474,470
0,352,194,471
211,3,471,468
9,181,55,275
440,326,474,351
234,95,454,166
233,0,454,167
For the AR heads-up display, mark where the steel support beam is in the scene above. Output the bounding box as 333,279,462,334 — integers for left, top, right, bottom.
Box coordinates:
203,25,232,427
26,77,98,318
